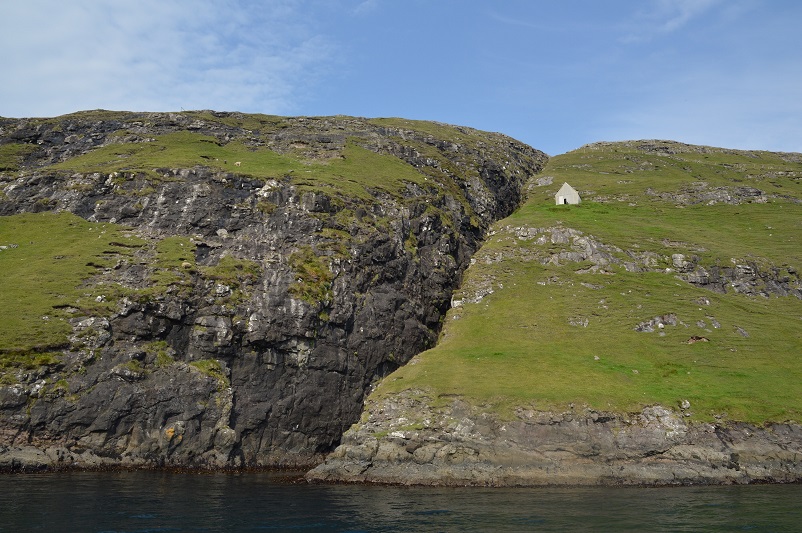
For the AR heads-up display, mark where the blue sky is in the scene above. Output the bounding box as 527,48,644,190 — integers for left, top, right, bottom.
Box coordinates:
2,0,800,155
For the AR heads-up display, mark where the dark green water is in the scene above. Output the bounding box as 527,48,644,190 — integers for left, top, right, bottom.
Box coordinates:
1,471,800,532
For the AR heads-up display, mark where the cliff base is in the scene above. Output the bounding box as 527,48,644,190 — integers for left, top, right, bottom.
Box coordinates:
307,391,802,486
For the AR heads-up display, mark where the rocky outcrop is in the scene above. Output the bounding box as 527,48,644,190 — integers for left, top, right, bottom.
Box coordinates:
307,390,802,486
0,111,547,470
668,254,802,298
458,224,802,300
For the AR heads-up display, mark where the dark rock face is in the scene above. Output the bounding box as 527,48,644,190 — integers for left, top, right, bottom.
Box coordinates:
0,111,547,470
308,391,802,486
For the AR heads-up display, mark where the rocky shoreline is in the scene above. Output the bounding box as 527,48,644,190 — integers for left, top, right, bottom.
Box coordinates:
0,444,311,477
4,387,801,487
306,390,802,486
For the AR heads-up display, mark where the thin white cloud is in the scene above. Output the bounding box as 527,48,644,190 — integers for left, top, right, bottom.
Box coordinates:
352,0,379,16
653,0,720,32
620,0,723,43
595,0,802,154
0,0,336,117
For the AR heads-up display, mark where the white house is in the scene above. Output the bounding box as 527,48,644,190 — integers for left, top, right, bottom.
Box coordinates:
555,182,581,205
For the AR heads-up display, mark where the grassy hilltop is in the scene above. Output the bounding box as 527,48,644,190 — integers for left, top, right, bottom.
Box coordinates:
375,140,802,423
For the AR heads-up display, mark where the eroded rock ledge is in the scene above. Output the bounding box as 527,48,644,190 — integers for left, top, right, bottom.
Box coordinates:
307,390,802,486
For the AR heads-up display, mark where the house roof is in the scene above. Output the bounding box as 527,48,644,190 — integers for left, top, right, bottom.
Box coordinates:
556,182,577,195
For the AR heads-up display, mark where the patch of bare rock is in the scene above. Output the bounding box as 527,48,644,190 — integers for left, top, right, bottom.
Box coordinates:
307,390,802,486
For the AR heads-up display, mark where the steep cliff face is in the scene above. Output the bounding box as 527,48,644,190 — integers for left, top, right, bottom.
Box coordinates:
0,111,547,469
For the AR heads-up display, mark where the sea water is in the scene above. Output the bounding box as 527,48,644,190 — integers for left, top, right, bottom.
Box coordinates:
1,470,801,532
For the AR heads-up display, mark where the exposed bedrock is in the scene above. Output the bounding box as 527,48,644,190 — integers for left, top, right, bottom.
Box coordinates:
308,391,802,486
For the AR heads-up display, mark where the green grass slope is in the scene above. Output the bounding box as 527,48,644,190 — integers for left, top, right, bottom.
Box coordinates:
0,209,262,378
0,212,143,367
46,131,429,200
375,140,802,423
